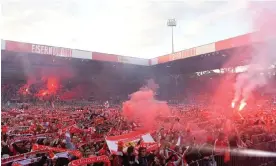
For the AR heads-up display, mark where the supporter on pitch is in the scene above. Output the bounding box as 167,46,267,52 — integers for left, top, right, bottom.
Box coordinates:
184,145,200,166
1,140,12,157
165,150,185,166
214,132,230,166
11,141,32,154
65,132,76,150
152,156,162,166
121,146,139,166
198,136,215,166
137,147,155,166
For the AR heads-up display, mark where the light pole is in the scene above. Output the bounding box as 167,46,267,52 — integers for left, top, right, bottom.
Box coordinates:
167,19,177,53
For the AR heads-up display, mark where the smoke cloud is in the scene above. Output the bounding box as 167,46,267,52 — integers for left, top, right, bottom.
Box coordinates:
233,2,276,107
122,81,170,130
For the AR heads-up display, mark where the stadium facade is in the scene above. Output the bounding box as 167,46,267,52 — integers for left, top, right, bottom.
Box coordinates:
2,31,274,67
1,31,276,101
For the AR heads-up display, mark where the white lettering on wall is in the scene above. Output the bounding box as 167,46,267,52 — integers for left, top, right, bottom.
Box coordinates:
31,44,72,57
169,48,196,61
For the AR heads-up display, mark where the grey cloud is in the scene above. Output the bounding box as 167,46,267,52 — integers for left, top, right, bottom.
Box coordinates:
127,1,231,47
2,0,251,58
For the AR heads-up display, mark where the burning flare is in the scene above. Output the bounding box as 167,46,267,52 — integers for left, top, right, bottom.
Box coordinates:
238,100,247,111
231,101,235,108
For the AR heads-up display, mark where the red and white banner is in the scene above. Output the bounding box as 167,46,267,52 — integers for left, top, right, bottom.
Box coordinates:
105,130,155,153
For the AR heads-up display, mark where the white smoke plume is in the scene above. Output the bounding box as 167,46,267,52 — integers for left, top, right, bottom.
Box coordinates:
233,2,276,108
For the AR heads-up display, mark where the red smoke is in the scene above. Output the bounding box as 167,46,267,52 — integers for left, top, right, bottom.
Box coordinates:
122,89,170,130
37,77,60,97
18,84,30,96
46,77,59,93
18,61,78,99
60,85,87,100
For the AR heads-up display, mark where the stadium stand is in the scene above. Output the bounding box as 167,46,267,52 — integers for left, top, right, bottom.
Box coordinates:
1,32,276,166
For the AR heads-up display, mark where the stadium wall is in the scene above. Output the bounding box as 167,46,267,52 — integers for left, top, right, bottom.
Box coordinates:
2,31,275,66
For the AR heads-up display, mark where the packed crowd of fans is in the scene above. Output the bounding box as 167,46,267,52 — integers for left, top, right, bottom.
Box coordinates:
1,87,276,166
2,52,276,165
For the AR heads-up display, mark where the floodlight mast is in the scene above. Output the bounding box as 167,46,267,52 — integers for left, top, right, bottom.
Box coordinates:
167,19,177,53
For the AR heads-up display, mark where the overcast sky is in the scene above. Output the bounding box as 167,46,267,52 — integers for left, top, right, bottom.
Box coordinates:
1,0,255,59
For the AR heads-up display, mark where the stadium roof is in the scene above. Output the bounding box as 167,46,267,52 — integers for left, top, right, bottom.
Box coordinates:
1,31,275,66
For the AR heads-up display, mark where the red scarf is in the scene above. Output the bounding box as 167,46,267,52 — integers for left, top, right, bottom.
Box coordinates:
68,155,110,166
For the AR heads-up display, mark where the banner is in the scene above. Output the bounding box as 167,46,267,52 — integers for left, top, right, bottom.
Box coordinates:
105,130,155,153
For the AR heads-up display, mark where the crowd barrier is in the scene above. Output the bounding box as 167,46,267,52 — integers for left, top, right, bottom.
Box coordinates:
188,141,276,166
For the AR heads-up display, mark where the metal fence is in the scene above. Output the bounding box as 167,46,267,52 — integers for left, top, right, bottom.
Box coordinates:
188,141,276,166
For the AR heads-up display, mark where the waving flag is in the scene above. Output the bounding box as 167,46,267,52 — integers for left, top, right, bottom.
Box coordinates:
105,130,156,154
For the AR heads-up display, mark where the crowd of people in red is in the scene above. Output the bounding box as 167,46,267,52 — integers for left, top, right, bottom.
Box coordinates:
1,96,276,166
2,54,276,166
